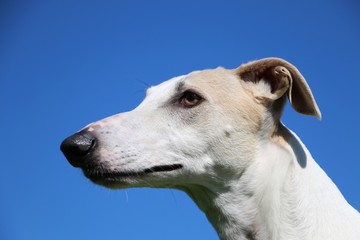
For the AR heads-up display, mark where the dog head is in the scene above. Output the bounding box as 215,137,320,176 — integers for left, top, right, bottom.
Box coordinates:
61,58,320,189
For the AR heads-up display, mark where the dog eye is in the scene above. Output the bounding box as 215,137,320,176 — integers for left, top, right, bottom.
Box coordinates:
179,91,203,108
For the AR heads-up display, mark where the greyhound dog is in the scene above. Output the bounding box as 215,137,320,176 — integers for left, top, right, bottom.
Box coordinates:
61,58,360,240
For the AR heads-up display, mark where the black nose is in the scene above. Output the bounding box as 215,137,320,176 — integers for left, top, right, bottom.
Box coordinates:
60,131,96,167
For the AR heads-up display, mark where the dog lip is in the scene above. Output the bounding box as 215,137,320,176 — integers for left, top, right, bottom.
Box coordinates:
84,164,183,181
143,164,183,173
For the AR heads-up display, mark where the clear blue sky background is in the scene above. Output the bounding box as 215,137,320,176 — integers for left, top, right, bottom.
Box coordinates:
0,1,359,240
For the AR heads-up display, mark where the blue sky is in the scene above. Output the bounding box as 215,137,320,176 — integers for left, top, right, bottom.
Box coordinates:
0,1,359,239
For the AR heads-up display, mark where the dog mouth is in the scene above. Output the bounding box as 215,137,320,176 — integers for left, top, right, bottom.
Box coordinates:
83,164,183,182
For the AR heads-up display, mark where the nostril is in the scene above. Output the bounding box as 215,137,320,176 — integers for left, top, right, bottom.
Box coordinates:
60,131,96,167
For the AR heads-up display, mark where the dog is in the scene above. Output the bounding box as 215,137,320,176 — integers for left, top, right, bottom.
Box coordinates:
61,58,360,240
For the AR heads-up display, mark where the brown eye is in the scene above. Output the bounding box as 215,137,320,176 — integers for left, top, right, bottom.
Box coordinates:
179,91,203,108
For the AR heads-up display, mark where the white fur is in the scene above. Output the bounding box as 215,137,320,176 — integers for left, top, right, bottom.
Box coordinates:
72,60,360,240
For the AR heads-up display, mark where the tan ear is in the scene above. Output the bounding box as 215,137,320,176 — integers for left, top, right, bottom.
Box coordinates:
236,57,321,119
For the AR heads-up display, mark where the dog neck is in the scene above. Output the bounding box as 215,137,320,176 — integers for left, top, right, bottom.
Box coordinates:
179,124,357,240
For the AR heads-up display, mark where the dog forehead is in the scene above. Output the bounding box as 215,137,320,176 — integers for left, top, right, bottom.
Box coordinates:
185,67,236,86
146,67,236,94
146,75,186,96
143,67,243,107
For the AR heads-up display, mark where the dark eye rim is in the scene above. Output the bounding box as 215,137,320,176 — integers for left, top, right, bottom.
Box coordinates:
179,90,204,108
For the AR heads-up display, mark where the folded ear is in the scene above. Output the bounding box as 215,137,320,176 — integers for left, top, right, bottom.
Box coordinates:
236,57,321,119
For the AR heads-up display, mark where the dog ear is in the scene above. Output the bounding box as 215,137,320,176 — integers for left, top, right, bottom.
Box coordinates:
236,58,321,119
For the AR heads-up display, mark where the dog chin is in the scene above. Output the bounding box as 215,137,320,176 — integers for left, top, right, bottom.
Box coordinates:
82,163,184,189
88,177,138,189
82,169,143,188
